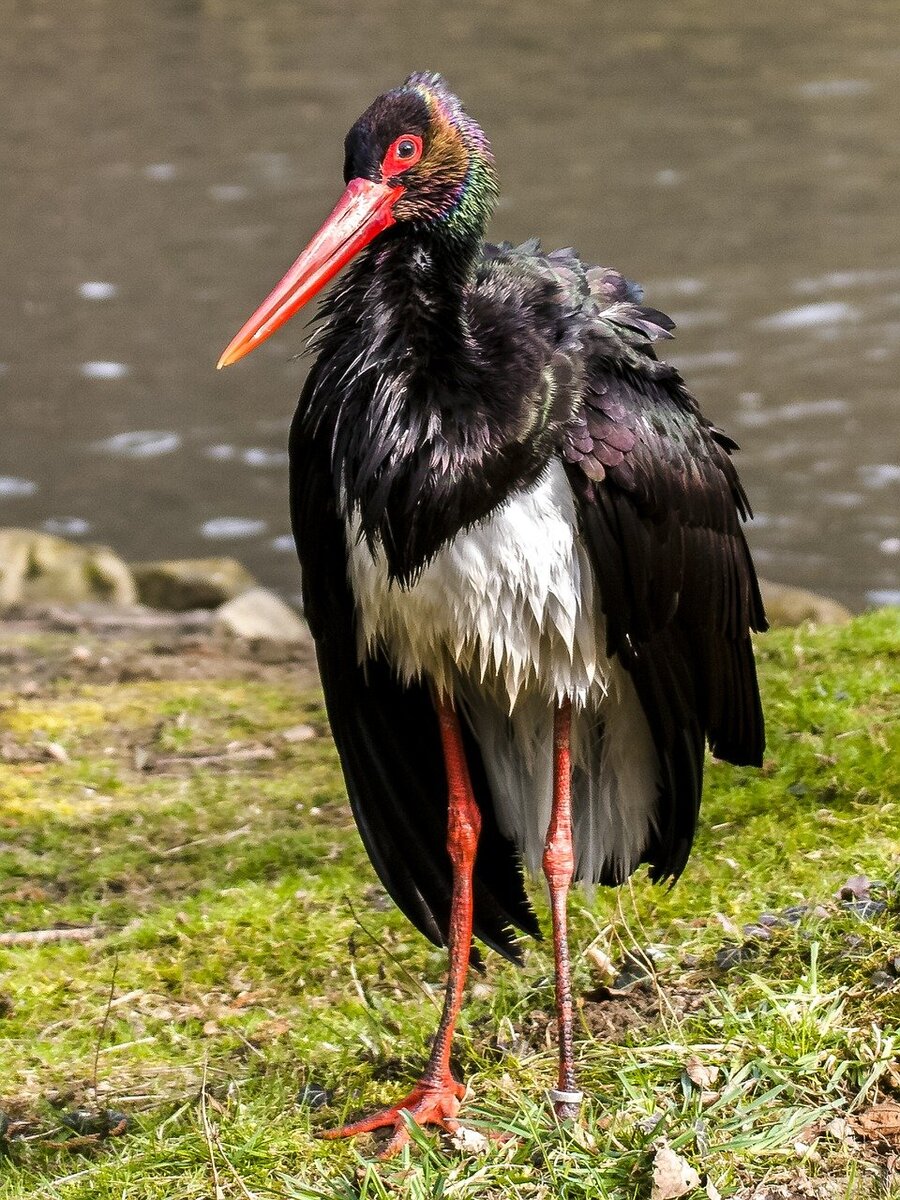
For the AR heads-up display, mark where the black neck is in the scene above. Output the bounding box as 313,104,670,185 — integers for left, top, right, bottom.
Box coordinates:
300,226,552,581
335,227,482,389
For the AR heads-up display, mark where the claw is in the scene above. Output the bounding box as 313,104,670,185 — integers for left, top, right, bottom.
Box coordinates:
321,1073,465,1158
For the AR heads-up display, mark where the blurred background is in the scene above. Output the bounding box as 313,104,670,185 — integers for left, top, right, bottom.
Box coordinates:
2,0,898,610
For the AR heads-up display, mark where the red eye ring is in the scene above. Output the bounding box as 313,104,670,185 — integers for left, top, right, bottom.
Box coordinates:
382,133,423,178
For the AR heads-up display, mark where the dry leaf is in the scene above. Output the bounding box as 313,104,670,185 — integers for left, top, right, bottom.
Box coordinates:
685,1055,719,1090
651,1143,701,1200
705,1180,722,1200
585,943,616,979
836,874,872,901
254,1018,291,1042
713,912,740,937
853,1100,900,1146
570,1122,597,1151
448,1125,490,1154
824,1116,853,1141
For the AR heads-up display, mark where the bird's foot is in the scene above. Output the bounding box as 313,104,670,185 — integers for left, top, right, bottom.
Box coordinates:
321,1072,466,1158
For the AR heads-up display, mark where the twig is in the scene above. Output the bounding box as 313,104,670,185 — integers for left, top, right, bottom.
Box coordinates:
200,1055,224,1200
0,926,102,946
161,824,252,857
154,747,276,769
345,894,440,1011
97,1035,157,1055
213,1131,261,1200
92,953,119,1101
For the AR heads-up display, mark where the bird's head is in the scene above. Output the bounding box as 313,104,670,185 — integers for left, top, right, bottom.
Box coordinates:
218,73,496,368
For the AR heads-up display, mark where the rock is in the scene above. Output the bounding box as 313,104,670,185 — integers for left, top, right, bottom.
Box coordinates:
0,529,136,610
214,587,308,643
759,579,852,627
131,557,255,611
17,602,215,634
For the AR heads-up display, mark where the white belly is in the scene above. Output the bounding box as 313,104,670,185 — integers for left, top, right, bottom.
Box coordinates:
344,459,609,710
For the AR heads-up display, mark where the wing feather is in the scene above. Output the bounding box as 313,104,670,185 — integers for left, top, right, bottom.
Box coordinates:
564,338,766,881
289,378,539,960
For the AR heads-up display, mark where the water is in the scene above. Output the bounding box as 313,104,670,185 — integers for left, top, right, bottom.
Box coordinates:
2,0,898,610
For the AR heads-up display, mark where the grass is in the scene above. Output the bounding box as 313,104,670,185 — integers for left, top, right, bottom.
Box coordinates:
0,612,897,1198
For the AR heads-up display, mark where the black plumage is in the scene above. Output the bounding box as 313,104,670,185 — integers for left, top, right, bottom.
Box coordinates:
218,71,767,1147
289,230,765,940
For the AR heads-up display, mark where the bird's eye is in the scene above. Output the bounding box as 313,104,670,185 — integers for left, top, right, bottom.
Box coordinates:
382,133,424,177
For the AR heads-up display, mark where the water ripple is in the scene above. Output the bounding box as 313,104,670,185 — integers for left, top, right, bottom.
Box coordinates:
93,431,182,458
798,79,873,98
858,464,900,490
794,267,900,295
757,302,860,331
78,281,118,300
80,361,130,380
42,516,91,536
0,476,37,497
200,517,268,539
242,447,289,468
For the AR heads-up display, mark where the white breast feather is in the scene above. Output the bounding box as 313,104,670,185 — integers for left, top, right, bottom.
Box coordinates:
344,458,661,884
345,459,606,710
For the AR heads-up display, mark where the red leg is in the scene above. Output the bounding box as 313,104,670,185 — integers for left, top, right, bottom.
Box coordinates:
322,695,480,1157
543,698,582,1120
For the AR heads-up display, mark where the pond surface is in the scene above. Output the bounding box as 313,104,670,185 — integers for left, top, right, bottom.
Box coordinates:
3,0,898,609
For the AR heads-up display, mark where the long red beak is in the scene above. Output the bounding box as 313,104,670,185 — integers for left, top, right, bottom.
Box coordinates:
217,178,401,369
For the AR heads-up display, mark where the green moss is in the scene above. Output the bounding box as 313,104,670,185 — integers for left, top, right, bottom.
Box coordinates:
0,613,897,1198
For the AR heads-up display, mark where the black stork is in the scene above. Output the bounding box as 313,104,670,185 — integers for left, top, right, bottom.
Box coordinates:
218,72,766,1155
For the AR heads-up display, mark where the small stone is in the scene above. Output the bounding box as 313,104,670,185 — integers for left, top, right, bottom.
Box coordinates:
214,587,308,643
61,1108,127,1137
131,557,255,611
715,942,756,970
0,529,137,610
105,1111,129,1136
281,724,317,743
42,741,70,764
611,948,657,990
869,970,895,990
584,944,616,979
742,923,772,940
844,899,887,921
781,905,810,924
133,747,152,771
758,579,852,627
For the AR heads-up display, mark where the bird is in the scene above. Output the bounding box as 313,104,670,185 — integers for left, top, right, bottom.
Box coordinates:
217,71,766,1156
